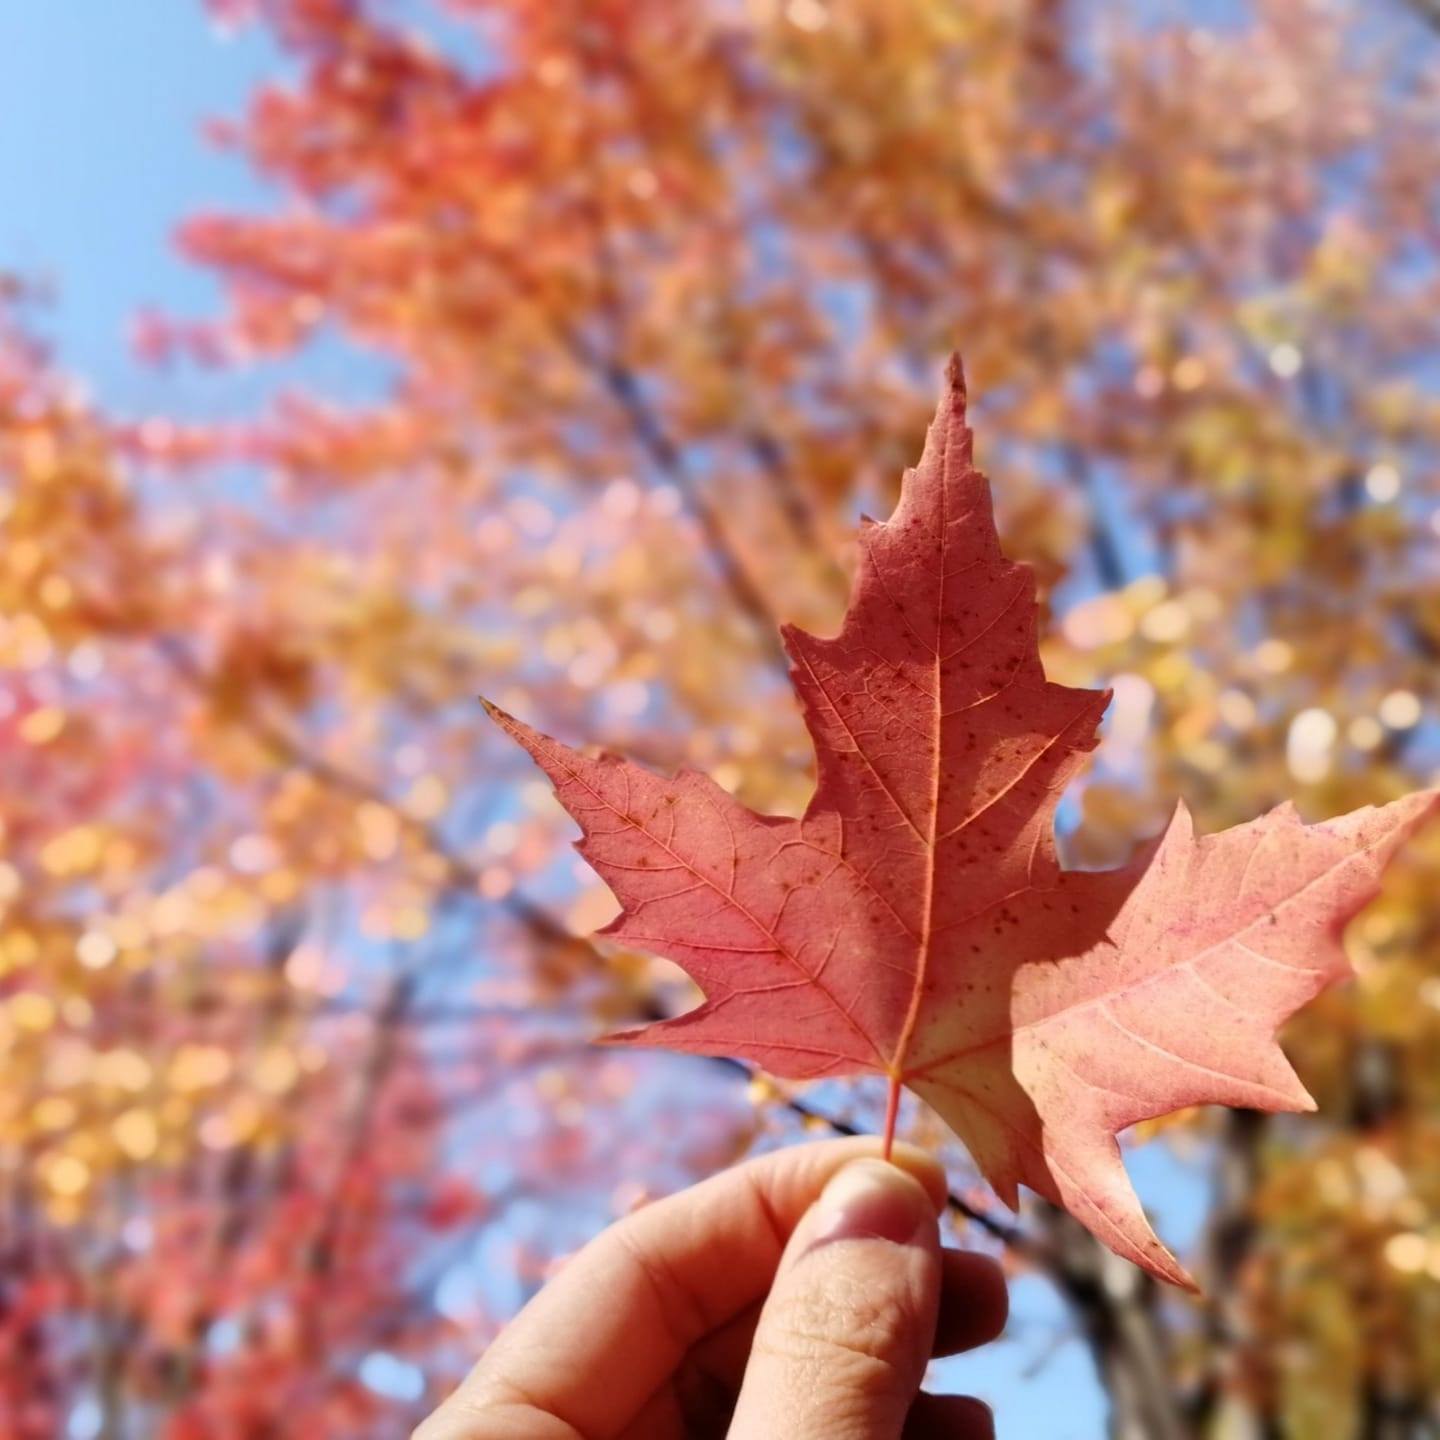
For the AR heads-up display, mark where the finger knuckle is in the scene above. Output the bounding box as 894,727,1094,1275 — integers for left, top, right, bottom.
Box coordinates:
758,1273,920,1399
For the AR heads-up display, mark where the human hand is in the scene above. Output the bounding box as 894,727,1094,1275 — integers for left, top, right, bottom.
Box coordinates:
415,1137,1007,1440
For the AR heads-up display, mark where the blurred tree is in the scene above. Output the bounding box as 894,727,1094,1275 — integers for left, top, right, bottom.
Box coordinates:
5,0,1440,1433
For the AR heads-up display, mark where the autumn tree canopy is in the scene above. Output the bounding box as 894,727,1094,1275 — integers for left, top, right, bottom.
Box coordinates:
5,1,1440,1435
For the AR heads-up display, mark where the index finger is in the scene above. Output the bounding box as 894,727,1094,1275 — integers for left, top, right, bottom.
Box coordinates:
418,1137,947,1439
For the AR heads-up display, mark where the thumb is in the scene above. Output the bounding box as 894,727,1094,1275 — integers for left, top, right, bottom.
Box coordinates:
728,1157,943,1440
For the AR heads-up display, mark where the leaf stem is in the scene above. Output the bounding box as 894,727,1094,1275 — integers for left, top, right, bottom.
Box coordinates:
882,1073,901,1161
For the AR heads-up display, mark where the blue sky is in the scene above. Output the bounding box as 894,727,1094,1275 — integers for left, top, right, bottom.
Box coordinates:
0,7,1214,1434
0,0,383,421
0,2,272,405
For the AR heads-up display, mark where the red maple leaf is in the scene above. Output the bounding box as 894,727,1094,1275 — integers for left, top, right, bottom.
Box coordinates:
486,358,1436,1286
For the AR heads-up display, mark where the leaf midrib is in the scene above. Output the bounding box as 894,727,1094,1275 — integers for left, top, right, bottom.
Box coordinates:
887,429,951,1080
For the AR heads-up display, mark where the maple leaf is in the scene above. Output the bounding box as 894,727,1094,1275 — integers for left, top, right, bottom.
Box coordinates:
485,357,1437,1286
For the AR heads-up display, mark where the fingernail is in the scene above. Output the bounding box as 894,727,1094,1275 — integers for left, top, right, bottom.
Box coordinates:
806,1159,935,1251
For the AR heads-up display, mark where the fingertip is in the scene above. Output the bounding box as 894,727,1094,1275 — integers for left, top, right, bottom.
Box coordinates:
885,1141,948,1214
934,1250,1008,1355
904,1393,995,1440
805,1159,939,1253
